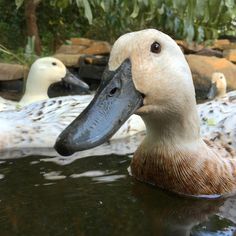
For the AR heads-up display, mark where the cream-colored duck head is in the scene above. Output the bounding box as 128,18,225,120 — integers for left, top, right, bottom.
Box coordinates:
19,57,89,106
55,29,200,155
207,72,227,99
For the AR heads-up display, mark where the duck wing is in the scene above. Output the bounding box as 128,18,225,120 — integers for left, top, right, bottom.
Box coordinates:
0,95,93,150
198,96,236,137
0,94,146,151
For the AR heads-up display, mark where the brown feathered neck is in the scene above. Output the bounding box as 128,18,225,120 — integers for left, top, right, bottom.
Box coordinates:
131,136,236,196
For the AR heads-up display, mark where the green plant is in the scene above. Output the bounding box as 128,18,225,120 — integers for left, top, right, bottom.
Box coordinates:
1,0,236,64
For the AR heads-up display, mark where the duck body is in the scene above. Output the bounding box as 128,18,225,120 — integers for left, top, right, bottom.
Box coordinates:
0,97,18,111
0,94,145,151
131,136,236,196
197,72,236,153
0,95,91,150
55,29,236,196
198,91,236,137
198,72,236,137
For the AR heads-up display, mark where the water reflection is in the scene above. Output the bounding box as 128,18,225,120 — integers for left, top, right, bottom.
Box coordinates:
0,154,235,235
131,183,236,236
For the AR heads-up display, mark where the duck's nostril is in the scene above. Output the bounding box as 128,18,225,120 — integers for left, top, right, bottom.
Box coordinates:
109,87,118,97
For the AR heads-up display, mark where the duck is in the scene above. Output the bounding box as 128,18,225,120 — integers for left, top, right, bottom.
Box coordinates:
0,95,145,151
0,57,89,111
55,29,236,197
207,72,227,99
198,72,236,137
0,56,145,151
206,71,236,100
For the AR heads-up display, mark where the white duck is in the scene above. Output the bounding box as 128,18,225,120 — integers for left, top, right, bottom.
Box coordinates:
0,55,145,152
0,57,89,111
198,72,236,137
0,94,145,151
54,29,236,196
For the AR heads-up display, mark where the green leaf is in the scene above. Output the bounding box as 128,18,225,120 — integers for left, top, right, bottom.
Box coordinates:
75,0,82,7
130,1,139,18
211,28,218,39
184,18,194,42
83,0,93,24
100,0,110,12
15,0,24,9
174,17,180,33
154,0,163,8
225,0,234,8
186,24,194,42
208,0,222,22
76,0,93,24
203,2,210,23
54,0,69,8
195,0,208,18
157,4,165,15
173,0,187,10
142,0,149,7
197,26,204,42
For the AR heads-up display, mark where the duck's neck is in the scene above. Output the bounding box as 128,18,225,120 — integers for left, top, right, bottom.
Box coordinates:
131,99,236,196
217,86,226,98
144,95,201,146
19,72,50,106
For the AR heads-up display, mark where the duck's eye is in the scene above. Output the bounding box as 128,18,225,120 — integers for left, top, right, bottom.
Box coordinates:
52,62,57,66
151,41,161,54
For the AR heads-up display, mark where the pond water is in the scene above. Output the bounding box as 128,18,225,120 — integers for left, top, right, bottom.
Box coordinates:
0,150,235,236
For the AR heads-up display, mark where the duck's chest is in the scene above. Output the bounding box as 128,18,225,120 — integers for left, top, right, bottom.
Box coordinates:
130,149,236,196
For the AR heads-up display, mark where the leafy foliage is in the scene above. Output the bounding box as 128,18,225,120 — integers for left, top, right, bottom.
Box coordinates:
49,0,236,42
0,0,236,63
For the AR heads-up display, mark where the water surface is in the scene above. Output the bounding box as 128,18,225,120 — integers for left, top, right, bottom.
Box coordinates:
0,154,235,236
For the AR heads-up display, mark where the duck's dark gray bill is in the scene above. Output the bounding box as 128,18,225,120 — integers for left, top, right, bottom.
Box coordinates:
63,69,90,91
207,83,217,99
54,59,143,156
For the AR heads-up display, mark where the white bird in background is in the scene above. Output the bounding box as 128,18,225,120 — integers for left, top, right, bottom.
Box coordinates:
0,57,89,111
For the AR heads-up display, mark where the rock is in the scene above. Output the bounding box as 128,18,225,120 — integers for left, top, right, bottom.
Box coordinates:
54,54,82,67
211,39,231,50
55,45,86,54
70,37,93,46
186,55,236,98
211,40,236,51
80,41,111,55
54,38,111,67
0,63,28,81
223,49,236,63
175,40,204,54
70,38,111,54
195,48,223,58
84,55,108,65
175,40,222,58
